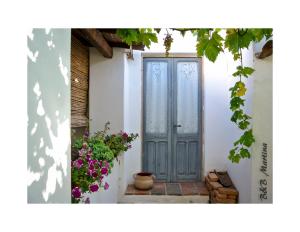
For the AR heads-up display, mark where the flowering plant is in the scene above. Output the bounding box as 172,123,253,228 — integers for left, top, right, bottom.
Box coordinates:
71,122,138,203
96,122,138,158
71,138,112,203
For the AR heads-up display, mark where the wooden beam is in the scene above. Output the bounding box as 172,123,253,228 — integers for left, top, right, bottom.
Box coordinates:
80,29,113,58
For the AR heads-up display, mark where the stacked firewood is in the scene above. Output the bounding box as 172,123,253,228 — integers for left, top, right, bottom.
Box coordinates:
205,171,239,204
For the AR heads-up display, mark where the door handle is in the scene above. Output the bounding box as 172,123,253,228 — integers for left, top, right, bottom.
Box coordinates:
173,124,182,128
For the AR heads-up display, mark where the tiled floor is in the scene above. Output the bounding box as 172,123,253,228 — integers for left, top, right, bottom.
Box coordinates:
125,182,209,196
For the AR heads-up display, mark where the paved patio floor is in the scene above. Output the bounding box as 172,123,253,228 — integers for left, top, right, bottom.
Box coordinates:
125,182,209,196
120,182,209,203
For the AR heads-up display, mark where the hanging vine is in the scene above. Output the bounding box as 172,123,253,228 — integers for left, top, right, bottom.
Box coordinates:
116,28,272,163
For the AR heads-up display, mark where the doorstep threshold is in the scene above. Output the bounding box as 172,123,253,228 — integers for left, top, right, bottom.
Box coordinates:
118,195,209,204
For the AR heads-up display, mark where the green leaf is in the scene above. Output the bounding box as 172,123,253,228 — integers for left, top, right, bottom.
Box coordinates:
239,129,255,147
240,148,251,158
231,109,244,123
228,148,241,163
196,37,209,57
116,28,158,49
225,29,239,54
250,28,273,42
238,29,254,49
212,30,224,43
205,40,222,62
238,120,250,130
196,29,223,62
242,66,255,77
230,97,245,111
232,66,255,78
233,139,240,146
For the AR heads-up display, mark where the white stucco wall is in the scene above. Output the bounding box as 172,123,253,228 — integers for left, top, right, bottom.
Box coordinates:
251,40,273,203
201,47,254,203
124,51,143,185
27,28,71,203
89,47,125,203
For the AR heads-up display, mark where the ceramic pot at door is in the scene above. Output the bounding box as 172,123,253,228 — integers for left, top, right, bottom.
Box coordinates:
133,172,155,190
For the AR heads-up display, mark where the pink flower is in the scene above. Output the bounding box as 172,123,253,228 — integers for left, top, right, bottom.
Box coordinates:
89,184,99,192
86,154,91,162
99,175,104,182
84,197,90,204
105,162,110,168
89,164,94,171
87,169,93,176
104,182,109,190
98,160,102,167
128,145,132,149
92,171,98,178
77,159,83,165
72,187,81,198
74,159,83,169
101,167,108,175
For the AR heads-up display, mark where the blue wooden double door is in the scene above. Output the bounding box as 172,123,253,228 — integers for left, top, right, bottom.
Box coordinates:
143,57,202,182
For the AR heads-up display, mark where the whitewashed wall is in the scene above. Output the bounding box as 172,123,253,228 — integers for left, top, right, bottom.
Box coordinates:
27,28,71,203
123,51,143,185
202,46,254,203
251,40,273,203
89,48,125,203
225,48,254,203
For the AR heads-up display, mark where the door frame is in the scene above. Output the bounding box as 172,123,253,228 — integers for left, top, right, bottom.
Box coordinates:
141,53,204,181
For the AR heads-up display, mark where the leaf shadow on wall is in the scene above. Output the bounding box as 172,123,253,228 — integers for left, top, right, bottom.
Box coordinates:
27,28,70,203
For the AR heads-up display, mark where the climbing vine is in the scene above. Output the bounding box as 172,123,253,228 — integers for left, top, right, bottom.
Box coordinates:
116,28,272,163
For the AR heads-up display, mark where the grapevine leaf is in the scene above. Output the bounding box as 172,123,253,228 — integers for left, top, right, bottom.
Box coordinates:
196,29,223,62
240,66,255,77
196,37,209,57
236,82,247,96
250,28,273,42
205,40,222,62
238,29,254,49
225,29,239,54
230,97,245,111
233,139,240,146
240,148,251,158
233,66,255,78
238,120,250,130
231,109,244,123
228,149,241,163
239,129,255,147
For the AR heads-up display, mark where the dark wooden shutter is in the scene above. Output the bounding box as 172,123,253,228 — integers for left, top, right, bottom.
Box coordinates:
71,35,89,127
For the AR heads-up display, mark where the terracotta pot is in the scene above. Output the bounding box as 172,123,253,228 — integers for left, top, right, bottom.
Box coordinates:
133,172,155,190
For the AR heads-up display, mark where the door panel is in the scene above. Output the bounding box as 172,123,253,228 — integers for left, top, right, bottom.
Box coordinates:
173,59,201,181
157,142,168,177
145,61,169,134
143,57,201,182
176,61,199,134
